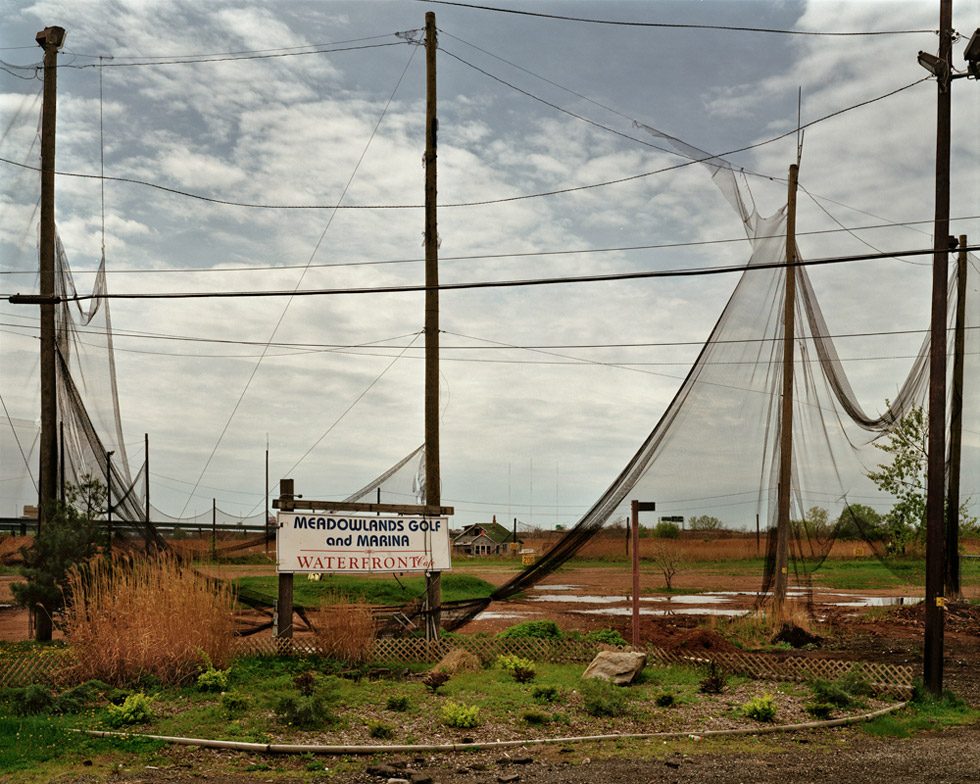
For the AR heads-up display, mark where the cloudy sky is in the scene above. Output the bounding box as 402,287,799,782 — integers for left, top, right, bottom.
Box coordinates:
1,0,978,528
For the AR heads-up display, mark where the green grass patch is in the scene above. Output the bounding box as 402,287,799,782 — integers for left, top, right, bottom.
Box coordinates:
860,690,980,738
235,573,494,608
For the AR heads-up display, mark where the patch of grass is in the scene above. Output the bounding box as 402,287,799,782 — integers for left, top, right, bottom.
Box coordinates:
581,679,628,717
861,689,979,738
235,573,494,609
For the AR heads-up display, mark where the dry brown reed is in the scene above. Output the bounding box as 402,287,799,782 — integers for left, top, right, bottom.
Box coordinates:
63,552,236,686
311,597,376,664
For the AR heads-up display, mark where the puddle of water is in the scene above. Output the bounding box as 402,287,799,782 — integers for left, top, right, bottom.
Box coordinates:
533,584,580,591
574,607,749,618
531,594,627,604
474,610,536,621
642,594,732,605
829,596,921,607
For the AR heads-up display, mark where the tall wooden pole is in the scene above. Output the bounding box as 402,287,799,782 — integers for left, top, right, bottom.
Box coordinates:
773,163,799,623
36,26,65,543
277,478,294,641
145,433,152,548
630,500,640,649
423,11,442,638
946,235,967,602
923,0,953,697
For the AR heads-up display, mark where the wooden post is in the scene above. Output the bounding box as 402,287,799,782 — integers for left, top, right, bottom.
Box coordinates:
144,433,151,547
631,500,640,649
773,162,799,624
276,478,294,641
924,0,953,697
423,10,442,638
36,26,65,543
946,235,967,601
59,420,65,506
106,450,113,553
211,497,217,561
264,438,270,553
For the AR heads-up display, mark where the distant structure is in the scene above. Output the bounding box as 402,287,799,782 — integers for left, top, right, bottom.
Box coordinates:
452,516,520,556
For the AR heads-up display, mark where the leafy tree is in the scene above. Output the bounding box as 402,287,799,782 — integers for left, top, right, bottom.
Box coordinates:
866,406,976,554
13,475,105,641
688,515,723,532
834,504,885,541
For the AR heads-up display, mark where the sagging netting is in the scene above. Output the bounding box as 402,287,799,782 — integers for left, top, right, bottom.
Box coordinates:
433,130,980,631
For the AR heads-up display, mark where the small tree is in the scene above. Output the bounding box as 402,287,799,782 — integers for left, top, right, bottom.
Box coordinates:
650,540,683,590
834,504,885,541
688,515,723,532
13,475,105,641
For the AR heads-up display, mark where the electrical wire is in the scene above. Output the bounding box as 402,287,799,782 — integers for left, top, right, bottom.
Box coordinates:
0,77,931,211
60,39,414,69
8,245,974,303
418,1,934,35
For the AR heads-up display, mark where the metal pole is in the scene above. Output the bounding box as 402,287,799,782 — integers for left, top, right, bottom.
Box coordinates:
923,0,953,697
631,500,640,649
946,235,967,601
36,26,65,537
423,10,442,638
773,162,799,623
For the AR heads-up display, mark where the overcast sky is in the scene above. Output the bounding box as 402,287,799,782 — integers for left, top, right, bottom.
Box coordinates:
1,0,978,528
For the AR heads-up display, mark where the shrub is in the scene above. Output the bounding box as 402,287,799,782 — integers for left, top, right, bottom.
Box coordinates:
1,684,54,716
584,629,628,647
312,599,376,664
809,679,856,709
368,720,395,739
53,680,119,714
196,656,230,692
741,694,777,723
655,692,676,708
838,668,874,698
275,676,341,730
105,692,154,728
294,671,319,696
581,679,627,717
698,661,727,694
221,692,250,718
385,695,410,712
64,553,235,686
496,620,562,640
522,709,551,725
805,702,834,719
441,700,480,729
531,685,560,704
496,654,536,683
653,522,680,539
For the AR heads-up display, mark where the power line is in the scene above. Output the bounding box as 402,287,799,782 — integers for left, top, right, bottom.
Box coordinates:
60,39,415,69
3,215,976,278
8,245,974,304
417,0,935,36
0,77,930,211
63,32,415,61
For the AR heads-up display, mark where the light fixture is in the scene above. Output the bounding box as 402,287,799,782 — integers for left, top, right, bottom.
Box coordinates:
918,50,948,79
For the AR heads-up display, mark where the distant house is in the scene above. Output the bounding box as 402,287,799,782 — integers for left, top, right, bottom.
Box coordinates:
452,518,519,556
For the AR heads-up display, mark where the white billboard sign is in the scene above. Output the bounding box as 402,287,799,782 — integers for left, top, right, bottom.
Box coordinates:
276,512,451,574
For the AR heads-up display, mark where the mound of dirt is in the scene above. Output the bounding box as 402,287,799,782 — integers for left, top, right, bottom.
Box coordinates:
663,627,739,653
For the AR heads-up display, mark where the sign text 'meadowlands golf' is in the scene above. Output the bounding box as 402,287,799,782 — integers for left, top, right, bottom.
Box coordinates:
276,513,451,574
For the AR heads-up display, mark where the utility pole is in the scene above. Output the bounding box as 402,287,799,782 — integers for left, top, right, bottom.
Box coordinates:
423,11,442,638
36,26,66,541
773,162,800,624
946,235,967,602
922,0,953,697
144,433,152,548
276,478,294,642
106,450,114,554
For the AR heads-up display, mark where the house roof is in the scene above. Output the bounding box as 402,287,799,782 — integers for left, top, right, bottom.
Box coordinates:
452,521,516,545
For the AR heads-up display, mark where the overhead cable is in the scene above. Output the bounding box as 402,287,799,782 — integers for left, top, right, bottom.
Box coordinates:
416,0,935,36
7,245,974,304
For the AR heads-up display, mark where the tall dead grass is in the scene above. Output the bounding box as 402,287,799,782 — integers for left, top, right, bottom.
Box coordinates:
312,597,376,664
64,553,236,686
